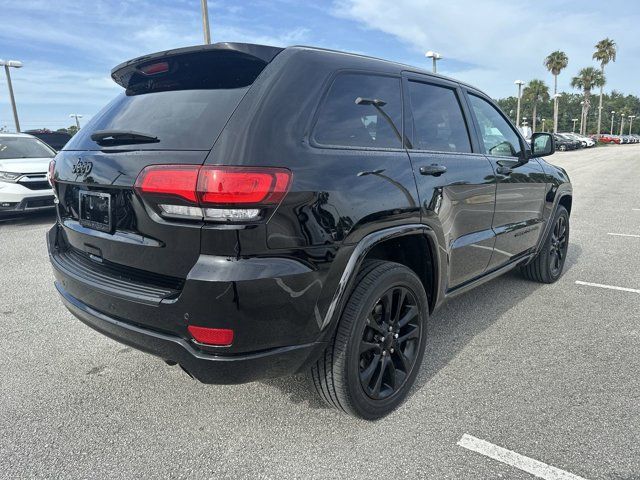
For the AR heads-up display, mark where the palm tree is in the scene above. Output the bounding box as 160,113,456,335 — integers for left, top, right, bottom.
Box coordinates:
593,38,617,136
544,51,569,133
523,79,549,132
571,67,605,135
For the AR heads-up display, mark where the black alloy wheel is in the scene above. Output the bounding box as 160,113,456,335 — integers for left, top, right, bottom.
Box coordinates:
311,260,429,419
359,286,420,400
520,205,570,284
549,215,568,277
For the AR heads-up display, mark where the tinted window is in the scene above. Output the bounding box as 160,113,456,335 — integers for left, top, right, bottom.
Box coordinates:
65,51,267,151
66,89,247,151
468,94,522,157
0,136,55,159
313,73,402,148
408,81,471,153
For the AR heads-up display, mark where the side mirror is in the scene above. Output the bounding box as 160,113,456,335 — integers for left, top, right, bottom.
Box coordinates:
531,132,555,157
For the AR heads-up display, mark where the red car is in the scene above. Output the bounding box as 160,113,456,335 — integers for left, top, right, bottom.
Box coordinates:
597,134,621,144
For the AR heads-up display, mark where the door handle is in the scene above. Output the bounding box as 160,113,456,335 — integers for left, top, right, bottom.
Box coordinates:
496,166,513,175
419,164,447,176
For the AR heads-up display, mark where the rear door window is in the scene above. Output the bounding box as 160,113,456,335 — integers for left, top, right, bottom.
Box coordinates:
407,81,471,153
313,73,403,149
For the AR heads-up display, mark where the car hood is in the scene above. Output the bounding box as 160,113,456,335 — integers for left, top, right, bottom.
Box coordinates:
0,157,52,174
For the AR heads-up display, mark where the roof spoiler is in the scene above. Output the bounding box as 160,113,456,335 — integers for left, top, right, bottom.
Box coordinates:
111,42,284,88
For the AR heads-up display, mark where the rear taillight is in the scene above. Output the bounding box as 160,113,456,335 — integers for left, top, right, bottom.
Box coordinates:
134,165,292,222
134,165,199,203
197,168,291,205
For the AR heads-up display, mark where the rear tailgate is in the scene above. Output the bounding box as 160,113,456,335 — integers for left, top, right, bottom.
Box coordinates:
53,44,282,279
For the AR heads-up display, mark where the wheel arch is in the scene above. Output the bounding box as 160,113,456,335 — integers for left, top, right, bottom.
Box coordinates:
320,224,440,332
558,194,572,216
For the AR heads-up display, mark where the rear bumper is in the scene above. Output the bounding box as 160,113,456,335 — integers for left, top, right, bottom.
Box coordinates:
47,223,333,383
56,282,325,384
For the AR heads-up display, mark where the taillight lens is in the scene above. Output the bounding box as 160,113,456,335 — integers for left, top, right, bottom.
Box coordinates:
134,165,199,203
134,165,292,222
198,167,291,205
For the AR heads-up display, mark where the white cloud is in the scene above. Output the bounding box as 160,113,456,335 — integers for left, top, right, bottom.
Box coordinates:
332,0,640,98
0,0,312,129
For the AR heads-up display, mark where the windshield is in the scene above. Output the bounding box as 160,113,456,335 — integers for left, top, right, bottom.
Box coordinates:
0,136,56,159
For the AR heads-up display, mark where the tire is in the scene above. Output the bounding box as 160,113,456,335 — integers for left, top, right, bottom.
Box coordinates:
520,205,569,283
310,260,429,420
559,145,567,151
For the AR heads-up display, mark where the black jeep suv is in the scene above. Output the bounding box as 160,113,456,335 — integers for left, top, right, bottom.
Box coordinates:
48,43,572,419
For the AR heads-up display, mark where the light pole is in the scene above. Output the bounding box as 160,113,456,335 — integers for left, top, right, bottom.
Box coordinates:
201,0,211,44
514,80,525,129
572,118,578,133
553,93,561,133
610,111,615,134
579,101,585,135
619,114,625,136
69,114,83,129
0,59,23,132
541,118,546,132
629,115,636,134
425,51,442,73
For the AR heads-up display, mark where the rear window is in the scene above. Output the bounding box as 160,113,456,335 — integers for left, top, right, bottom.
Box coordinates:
313,73,403,149
65,51,268,151
0,137,55,159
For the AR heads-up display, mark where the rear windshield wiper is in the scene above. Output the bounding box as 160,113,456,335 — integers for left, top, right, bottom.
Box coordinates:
91,130,160,146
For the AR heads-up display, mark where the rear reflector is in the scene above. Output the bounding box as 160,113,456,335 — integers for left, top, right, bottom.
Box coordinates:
135,165,291,222
188,326,234,346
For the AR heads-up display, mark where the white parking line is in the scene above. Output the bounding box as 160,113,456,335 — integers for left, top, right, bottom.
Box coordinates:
633,208,640,211
575,281,640,294
457,434,588,480
607,233,640,238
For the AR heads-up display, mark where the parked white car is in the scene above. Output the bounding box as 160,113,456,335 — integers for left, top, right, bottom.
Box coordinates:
562,132,596,148
0,133,56,216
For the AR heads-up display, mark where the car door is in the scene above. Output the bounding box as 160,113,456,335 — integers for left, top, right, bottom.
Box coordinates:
464,91,547,270
403,73,497,289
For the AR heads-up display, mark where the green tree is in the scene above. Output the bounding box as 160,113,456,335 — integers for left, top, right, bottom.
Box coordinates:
544,51,569,133
593,38,617,136
523,79,550,132
56,125,79,136
571,67,605,135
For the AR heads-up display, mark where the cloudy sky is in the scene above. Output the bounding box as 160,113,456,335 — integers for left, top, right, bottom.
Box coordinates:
0,0,637,131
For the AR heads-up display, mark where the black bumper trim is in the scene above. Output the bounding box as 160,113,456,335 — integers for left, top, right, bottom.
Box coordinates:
56,282,326,384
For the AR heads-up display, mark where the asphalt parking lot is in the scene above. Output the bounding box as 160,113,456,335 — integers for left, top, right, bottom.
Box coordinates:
1,145,639,479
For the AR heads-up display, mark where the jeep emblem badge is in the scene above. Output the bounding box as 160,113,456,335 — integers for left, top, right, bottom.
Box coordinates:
72,159,93,175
